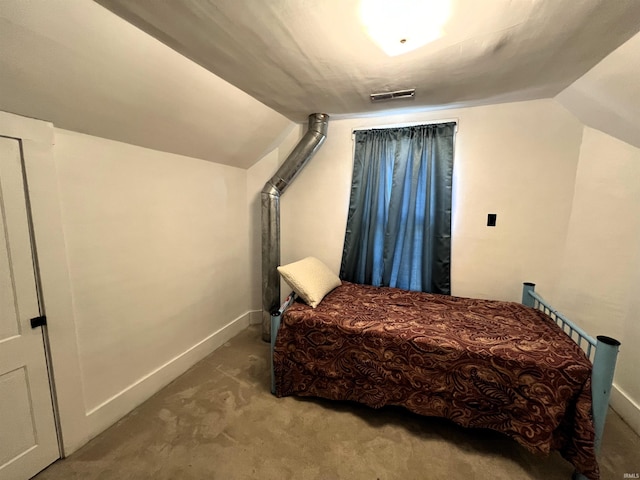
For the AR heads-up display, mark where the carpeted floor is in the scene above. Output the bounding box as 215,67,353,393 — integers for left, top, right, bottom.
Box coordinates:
34,325,639,480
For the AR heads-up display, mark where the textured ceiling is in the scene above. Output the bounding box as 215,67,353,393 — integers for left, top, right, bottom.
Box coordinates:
96,0,640,122
2,0,639,169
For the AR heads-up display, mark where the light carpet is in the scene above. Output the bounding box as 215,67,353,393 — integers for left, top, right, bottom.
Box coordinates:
34,325,640,480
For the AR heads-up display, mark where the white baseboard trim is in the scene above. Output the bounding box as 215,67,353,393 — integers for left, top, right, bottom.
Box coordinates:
610,383,640,436
249,309,262,325
82,311,253,445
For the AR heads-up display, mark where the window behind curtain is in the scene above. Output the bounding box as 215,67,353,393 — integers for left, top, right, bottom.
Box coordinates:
340,122,455,294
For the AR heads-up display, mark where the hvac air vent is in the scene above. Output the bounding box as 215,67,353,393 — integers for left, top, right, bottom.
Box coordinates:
370,88,416,102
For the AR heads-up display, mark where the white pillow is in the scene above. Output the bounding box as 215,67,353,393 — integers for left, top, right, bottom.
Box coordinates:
277,257,341,308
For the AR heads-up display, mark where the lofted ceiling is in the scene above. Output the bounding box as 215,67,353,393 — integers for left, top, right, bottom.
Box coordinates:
556,32,640,149
0,0,293,168
1,1,639,168
96,0,640,122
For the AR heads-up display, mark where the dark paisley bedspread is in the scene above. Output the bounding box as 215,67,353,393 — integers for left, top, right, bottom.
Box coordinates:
273,281,598,479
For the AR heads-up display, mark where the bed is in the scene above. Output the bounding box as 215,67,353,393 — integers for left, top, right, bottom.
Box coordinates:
270,279,620,480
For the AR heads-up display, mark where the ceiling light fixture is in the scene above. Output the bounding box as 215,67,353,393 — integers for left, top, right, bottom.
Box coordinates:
370,89,416,103
360,0,451,56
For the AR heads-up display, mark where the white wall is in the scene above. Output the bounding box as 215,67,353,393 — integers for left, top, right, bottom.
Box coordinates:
553,127,640,433
552,27,640,433
252,99,583,302
54,127,252,414
0,109,257,455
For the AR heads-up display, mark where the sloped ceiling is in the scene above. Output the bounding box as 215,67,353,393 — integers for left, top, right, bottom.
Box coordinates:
0,0,293,168
556,31,640,149
1,1,639,168
96,0,640,122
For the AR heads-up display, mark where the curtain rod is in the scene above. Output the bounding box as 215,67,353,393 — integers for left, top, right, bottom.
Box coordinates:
352,118,458,136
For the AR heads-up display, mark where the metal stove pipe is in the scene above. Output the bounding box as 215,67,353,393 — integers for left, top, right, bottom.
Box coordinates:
261,113,329,341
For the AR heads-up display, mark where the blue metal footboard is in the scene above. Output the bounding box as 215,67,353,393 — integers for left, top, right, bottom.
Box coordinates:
522,282,620,480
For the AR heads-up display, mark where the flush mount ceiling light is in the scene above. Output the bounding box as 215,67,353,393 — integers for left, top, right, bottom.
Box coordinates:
360,0,451,56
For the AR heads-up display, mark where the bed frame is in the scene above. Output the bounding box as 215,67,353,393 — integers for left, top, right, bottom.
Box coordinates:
521,283,621,480
270,282,621,480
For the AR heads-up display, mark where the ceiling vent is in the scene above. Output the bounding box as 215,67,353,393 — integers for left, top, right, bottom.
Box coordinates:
370,89,416,102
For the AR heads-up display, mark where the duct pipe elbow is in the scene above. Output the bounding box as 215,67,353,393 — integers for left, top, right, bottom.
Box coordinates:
261,113,329,341
261,182,280,197
308,112,329,136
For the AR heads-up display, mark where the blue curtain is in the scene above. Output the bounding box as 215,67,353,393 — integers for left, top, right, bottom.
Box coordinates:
340,122,455,294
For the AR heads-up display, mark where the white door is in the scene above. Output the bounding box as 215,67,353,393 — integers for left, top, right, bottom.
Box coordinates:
0,137,58,479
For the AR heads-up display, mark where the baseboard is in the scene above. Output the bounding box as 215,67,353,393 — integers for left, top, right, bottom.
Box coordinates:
610,383,640,436
82,311,253,447
249,309,262,325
